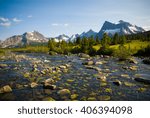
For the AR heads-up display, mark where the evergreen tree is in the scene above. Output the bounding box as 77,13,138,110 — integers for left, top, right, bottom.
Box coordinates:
76,37,81,45
101,33,111,48
113,33,119,44
95,36,100,44
81,37,89,53
88,35,96,46
48,38,56,51
120,35,126,45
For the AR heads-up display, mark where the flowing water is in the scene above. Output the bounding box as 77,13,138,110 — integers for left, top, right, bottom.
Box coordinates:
0,53,150,101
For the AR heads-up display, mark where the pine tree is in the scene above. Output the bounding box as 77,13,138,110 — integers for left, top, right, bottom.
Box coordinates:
113,33,119,44
95,36,100,44
76,37,81,45
101,33,111,48
48,38,56,51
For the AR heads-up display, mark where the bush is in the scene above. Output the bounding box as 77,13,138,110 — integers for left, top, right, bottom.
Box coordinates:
88,46,97,56
135,45,150,57
113,44,132,60
97,47,113,56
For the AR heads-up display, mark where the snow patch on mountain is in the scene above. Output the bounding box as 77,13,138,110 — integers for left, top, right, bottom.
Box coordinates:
104,28,120,35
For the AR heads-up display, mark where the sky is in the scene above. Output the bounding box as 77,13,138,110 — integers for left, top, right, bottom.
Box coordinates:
0,0,150,40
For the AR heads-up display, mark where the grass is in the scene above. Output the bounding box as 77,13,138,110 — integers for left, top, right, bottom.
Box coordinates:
93,40,150,55
11,45,49,53
0,40,149,56
0,45,49,57
110,40,150,54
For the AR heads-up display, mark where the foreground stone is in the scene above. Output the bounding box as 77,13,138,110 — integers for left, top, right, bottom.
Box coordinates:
82,61,94,65
0,64,8,68
113,79,122,86
87,97,96,101
45,78,55,84
98,95,111,101
42,97,55,101
97,75,106,82
43,83,56,90
78,53,90,58
134,74,150,84
57,89,71,96
128,58,138,64
30,82,38,88
0,85,12,93
85,65,101,72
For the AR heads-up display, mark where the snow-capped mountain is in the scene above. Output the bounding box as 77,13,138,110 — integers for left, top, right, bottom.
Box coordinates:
54,34,70,42
22,31,48,45
80,29,97,38
97,20,145,38
0,31,48,48
68,34,80,42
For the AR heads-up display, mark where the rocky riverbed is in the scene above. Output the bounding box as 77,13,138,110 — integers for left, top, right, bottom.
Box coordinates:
0,52,150,101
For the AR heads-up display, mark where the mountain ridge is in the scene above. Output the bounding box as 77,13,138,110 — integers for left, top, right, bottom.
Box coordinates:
0,20,146,48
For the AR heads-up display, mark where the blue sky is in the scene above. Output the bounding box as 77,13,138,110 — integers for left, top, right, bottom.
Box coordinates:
0,0,150,40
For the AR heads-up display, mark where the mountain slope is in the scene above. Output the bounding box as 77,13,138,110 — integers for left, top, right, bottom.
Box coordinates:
54,34,70,42
0,31,48,48
97,20,145,38
80,29,97,38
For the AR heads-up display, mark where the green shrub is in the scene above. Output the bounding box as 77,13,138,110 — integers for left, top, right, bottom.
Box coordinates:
97,47,113,56
135,45,150,56
113,44,132,60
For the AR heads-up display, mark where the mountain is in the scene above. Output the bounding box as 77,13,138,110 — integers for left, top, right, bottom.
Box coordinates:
68,34,80,42
54,34,70,42
0,35,22,48
97,20,145,38
80,29,97,38
0,31,48,48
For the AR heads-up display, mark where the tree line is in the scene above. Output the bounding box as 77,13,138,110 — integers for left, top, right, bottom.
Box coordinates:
48,31,150,58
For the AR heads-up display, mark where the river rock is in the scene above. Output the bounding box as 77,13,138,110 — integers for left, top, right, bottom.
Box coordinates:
42,97,55,101
121,74,130,78
113,79,122,86
124,82,136,87
97,75,106,82
98,95,111,101
71,94,78,100
65,64,71,68
45,78,55,84
85,66,101,72
129,66,138,71
143,58,150,65
82,61,94,65
87,97,96,101
95,61,103,65
57,89,71,96
43,83,56,90
134,74,150,84
59,65,67,69
78,53,90,58
0,64,8,68
0,85,12,93
30,82,38,88
49,51,57,55
128,58,138,64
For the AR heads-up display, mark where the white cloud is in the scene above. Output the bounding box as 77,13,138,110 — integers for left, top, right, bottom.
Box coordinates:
64,23,69,27
52,23,59,26
12,18,22,23
0,17,9,22
0,22,11,27
27,15,32,18
51,23,69,27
